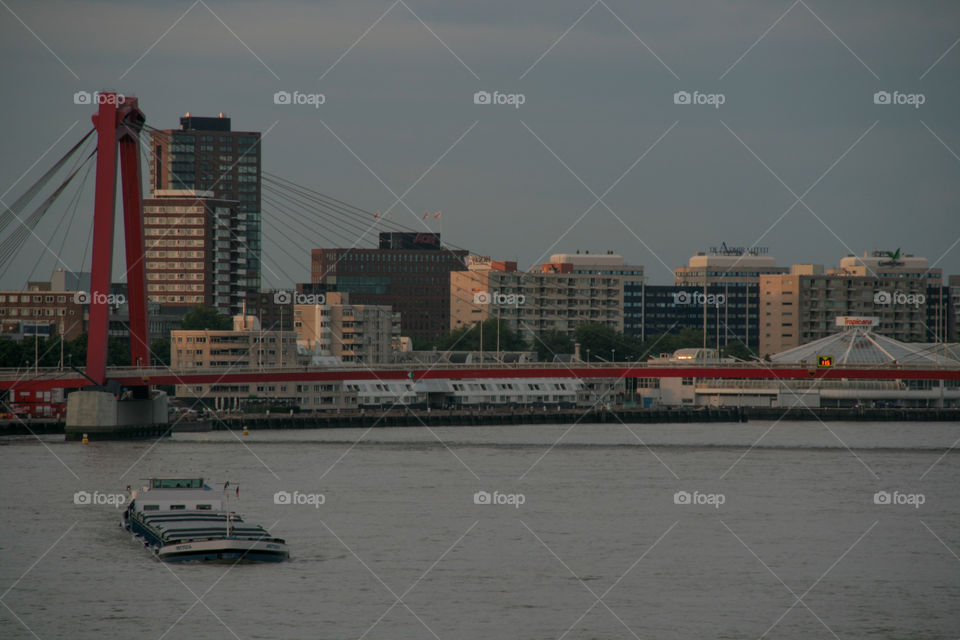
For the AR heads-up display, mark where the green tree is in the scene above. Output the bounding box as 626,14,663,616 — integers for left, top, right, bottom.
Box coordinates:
530,329,574,362
573,322,645,361
721,341,755,361
107,337,131,366
645,328,696,355
65,332,87,367
150,338,171,367
435,319,528,353
0,338,27,367
180,305,231,330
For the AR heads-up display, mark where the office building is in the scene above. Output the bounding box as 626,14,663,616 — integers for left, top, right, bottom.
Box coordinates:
150,113,261,291
311,232,468,344
619,248,789,349
624,283,760,349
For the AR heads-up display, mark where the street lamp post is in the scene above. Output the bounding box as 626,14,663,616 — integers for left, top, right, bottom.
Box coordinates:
716,302,720,355
496,311,501,363
478,319,483,363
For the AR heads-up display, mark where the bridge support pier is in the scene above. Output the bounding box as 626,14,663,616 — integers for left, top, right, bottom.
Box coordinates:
65,390,169,441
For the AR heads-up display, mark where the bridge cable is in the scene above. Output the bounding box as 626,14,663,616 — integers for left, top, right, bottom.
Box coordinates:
0,128,94,239
262,188,372,248
0,151,97,270
263,172,469,252
54,157,95,273
261,197,345,255
262,181,413,247
25,142,96,286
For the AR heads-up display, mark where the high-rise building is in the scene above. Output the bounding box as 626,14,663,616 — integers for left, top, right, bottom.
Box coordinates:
450,253,643,342
310,232,468,345
149,114,262,292
143,190,247,314
758,252,944,356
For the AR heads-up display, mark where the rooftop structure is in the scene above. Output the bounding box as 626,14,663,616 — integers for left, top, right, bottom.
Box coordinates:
838,251,938,279
675,249,787,286
769,325,960,366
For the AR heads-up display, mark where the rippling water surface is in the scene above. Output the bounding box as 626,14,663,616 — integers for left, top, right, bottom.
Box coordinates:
2,420,958,639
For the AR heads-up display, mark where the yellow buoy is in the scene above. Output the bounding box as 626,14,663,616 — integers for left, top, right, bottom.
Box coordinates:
81,433,89,445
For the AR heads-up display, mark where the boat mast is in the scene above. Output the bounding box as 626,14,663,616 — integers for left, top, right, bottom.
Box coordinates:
224,481,233,538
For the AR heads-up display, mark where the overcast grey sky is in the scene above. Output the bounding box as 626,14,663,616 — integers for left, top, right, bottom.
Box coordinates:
1,0,958,287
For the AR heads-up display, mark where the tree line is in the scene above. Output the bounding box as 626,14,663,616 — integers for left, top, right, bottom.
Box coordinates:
0,306,755,369
0,305,229,369
431,319,755,362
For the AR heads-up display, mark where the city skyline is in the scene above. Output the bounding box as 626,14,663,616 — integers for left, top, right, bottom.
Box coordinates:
1,6,959,638
0,1,958,289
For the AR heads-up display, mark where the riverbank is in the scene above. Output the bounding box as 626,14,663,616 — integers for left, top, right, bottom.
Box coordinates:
3,406,960,439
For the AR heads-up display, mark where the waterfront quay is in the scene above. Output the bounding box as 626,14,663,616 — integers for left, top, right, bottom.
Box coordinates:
7,406,960,439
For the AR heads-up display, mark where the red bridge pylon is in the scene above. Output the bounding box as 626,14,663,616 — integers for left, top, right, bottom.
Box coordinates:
86,92,150,387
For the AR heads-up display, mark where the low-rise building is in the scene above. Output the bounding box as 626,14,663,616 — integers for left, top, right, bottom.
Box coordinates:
634,333,960,409
294,293,401,364
171,314,308,407
0,289,86,341
172,314,305,370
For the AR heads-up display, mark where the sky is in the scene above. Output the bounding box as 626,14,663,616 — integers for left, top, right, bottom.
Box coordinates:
0,0,958,287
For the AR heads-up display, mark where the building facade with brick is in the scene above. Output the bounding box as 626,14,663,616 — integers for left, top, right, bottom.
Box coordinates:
311,232,467,345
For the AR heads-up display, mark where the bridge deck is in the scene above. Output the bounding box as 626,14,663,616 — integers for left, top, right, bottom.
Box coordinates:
1,362,958,391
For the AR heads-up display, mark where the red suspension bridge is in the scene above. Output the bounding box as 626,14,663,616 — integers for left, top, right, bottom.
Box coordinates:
0,93,958,430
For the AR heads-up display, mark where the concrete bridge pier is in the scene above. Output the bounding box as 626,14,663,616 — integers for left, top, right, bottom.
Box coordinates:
65,389,169,441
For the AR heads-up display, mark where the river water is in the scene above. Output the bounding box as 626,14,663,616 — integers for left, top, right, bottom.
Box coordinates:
1,420,958,639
